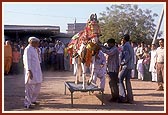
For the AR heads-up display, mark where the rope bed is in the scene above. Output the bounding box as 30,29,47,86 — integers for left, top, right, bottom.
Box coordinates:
64,81,104,107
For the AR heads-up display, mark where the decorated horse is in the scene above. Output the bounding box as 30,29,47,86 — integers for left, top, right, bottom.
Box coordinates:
68,13,101,89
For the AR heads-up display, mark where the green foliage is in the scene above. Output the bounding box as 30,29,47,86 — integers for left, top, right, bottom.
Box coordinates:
98,4,163,44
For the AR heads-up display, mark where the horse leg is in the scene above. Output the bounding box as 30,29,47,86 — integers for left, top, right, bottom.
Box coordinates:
88,56,95,85
73,58,77,76
75,61,81,84
81,63,86,89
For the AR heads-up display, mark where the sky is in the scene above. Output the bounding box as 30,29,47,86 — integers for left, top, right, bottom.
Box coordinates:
3,2,165,33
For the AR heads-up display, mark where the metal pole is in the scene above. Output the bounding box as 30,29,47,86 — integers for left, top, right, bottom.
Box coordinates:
152,8,164,44
74,18,76,34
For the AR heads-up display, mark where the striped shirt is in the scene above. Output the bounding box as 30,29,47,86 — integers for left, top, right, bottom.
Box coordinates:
102,46,119,72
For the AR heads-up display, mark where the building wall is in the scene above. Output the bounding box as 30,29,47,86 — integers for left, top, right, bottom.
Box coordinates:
67,23,86,34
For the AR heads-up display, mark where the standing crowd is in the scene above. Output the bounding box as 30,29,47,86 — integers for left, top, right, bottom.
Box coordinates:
4,39,71,75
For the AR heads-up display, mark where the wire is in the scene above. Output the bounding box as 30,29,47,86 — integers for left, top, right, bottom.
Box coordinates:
6,10,87,20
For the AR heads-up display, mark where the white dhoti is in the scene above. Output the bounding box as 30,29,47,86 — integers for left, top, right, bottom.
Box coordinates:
138,71,144,80
24,83,41,107
137,59,144,80
92,50,106,90
149,50,157,82
93,71,105,90
23,44,43,107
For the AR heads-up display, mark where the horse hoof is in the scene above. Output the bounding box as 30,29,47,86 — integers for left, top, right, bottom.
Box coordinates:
87,80,91,85
75,80,79,84
82,87,86,90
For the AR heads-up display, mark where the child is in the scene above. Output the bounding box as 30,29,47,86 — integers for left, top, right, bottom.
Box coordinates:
136,57,144,80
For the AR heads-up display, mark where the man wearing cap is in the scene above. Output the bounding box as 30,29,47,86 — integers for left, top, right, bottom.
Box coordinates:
118,34,134,103
23,37,42,109
100,38,119,102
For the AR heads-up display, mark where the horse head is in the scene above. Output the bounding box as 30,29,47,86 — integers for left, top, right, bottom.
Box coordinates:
68,13,101,60
85,13,101,42
90,13,98,22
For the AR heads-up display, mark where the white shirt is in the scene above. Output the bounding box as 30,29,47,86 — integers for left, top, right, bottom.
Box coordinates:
149,50,157,72
23,45,43,84
156,47,164,63
40,47,47,54
136,46,144,59
55,44,65,54
92,50,106,74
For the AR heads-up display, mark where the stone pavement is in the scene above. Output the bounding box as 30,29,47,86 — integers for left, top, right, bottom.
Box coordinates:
3,71,165,112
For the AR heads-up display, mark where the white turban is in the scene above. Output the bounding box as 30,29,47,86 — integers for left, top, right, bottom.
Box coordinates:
28,37,40,42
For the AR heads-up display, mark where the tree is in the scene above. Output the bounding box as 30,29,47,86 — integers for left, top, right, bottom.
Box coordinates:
98,4,162,44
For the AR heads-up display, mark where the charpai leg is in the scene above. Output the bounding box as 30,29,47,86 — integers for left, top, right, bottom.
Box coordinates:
101,90,104,105
81,63,86,89
71,92,73,107
64,83,66,95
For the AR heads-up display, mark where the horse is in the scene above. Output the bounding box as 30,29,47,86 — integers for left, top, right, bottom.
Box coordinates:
68,13,101,89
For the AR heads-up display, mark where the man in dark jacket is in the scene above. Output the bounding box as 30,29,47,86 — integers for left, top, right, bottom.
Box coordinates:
118,34,134,104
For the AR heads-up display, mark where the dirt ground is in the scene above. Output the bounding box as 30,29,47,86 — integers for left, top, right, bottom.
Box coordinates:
3,71,165,112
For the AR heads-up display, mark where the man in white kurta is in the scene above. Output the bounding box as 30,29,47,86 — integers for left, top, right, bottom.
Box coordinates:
149,44,157,82
91,49,106,90
23,37,43,109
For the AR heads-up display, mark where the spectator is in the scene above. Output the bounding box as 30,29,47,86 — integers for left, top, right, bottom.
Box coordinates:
64,44,70,71
136,42,144,60
131,41,138,79
155,39,164,91
136,56,144,80
37,44,42,70
147,44,151,52
40,43,47,71
44,47,50,70
50,51,56,71
19,44,26,73
11,46,21,74
48,43,55,70
55,41,65,71
67,45,74,72
149,44,157,82
4,40,12,75
136,42,144,80
118,34,134,104
23,37,43,109
142,47,151,81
